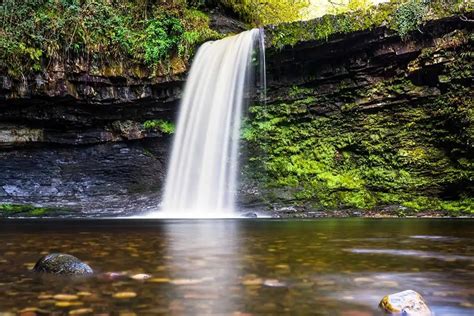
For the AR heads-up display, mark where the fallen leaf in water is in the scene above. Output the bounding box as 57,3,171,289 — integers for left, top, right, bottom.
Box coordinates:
170,278,203,285
131,273,151,280
55,301,83,308
23,263,35,270
242,278,263,286
263,279,286,287
149,278,171,283
69,308,94,315
112,292,137,299
19,307,47,314
53,294,79,301
275,264,290,270
101,272,127,280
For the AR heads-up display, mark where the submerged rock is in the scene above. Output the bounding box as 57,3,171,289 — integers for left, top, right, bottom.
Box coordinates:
33,253,93,275
130,273,152,280
379,290,431,315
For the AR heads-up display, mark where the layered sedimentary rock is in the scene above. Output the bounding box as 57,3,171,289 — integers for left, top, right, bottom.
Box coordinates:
241,14,473,212
0,58,181,212
1,14,472,213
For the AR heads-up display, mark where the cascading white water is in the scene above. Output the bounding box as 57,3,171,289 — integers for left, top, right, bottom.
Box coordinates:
154,29,262,218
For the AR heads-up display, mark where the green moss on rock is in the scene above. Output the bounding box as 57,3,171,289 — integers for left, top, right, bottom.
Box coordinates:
0,204,70,217
143,119,176,134
242,28,473,214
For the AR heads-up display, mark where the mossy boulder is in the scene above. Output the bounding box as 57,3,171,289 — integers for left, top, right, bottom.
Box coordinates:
379,290,431,315
33,253,93,275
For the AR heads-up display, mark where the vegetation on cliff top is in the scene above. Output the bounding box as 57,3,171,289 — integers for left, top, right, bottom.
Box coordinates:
0,0,315,78
221,0,309,25
267,0,473,49
0,0,221,78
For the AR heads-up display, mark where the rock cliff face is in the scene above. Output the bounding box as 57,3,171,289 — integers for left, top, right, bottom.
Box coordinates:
241,14,473,213
0,58,183,212
0,14,472,214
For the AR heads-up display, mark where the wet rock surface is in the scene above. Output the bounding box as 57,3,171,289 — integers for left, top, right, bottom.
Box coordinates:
33,253,93,275
0,139,169,212
379,290,432,315
239,15,473,213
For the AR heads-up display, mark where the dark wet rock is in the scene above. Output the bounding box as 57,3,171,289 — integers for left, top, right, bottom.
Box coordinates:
209,11,247,35
379,290,432,315
275,206,298,213
33,253,93,275
242,212,258,218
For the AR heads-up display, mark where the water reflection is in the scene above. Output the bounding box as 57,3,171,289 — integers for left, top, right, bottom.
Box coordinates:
346,248,474,262
163,220,242,314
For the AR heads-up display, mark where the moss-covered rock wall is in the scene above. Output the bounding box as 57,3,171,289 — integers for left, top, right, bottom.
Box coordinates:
241,14,473,214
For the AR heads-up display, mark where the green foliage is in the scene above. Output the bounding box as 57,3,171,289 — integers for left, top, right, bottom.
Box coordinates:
143,17,184,64
0,0,220,77
143,119,176,134
221,0,309,25
0,204,68,217
328,0,373,14
392,0,428,38
267,0,468,49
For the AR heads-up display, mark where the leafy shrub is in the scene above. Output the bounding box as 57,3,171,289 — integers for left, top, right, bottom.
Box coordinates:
144,17,184,64
221,0,309,25
0,0,220,77
267,0,468,49
143,119,176,134
393,0,428,38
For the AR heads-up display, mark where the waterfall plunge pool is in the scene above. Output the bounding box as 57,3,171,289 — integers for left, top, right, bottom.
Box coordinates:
0,218,473,315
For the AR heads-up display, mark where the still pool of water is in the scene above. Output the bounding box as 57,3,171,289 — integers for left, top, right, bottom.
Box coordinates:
0,219,473,315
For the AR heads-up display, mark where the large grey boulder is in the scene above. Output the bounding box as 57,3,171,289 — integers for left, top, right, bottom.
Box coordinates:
33,253,93,275
379,290,431,315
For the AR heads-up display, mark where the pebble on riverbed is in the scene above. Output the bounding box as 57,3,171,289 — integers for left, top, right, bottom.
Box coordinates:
33,253,93,275
379,290,431,315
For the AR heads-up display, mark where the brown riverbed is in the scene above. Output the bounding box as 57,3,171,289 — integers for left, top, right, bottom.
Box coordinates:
0,219,473,315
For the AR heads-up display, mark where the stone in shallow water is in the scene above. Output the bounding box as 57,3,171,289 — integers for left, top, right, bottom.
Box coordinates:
130,273,151,280
263,279,286,287
112,292,137,299
53,294,79,301
379,290,431,315
33,253,93,275
69,308,94,315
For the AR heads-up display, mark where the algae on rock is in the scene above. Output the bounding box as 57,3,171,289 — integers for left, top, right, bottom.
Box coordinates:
242,20,473,214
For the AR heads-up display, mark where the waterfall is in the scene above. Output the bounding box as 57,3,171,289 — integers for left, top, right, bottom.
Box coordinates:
154,29,262,218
